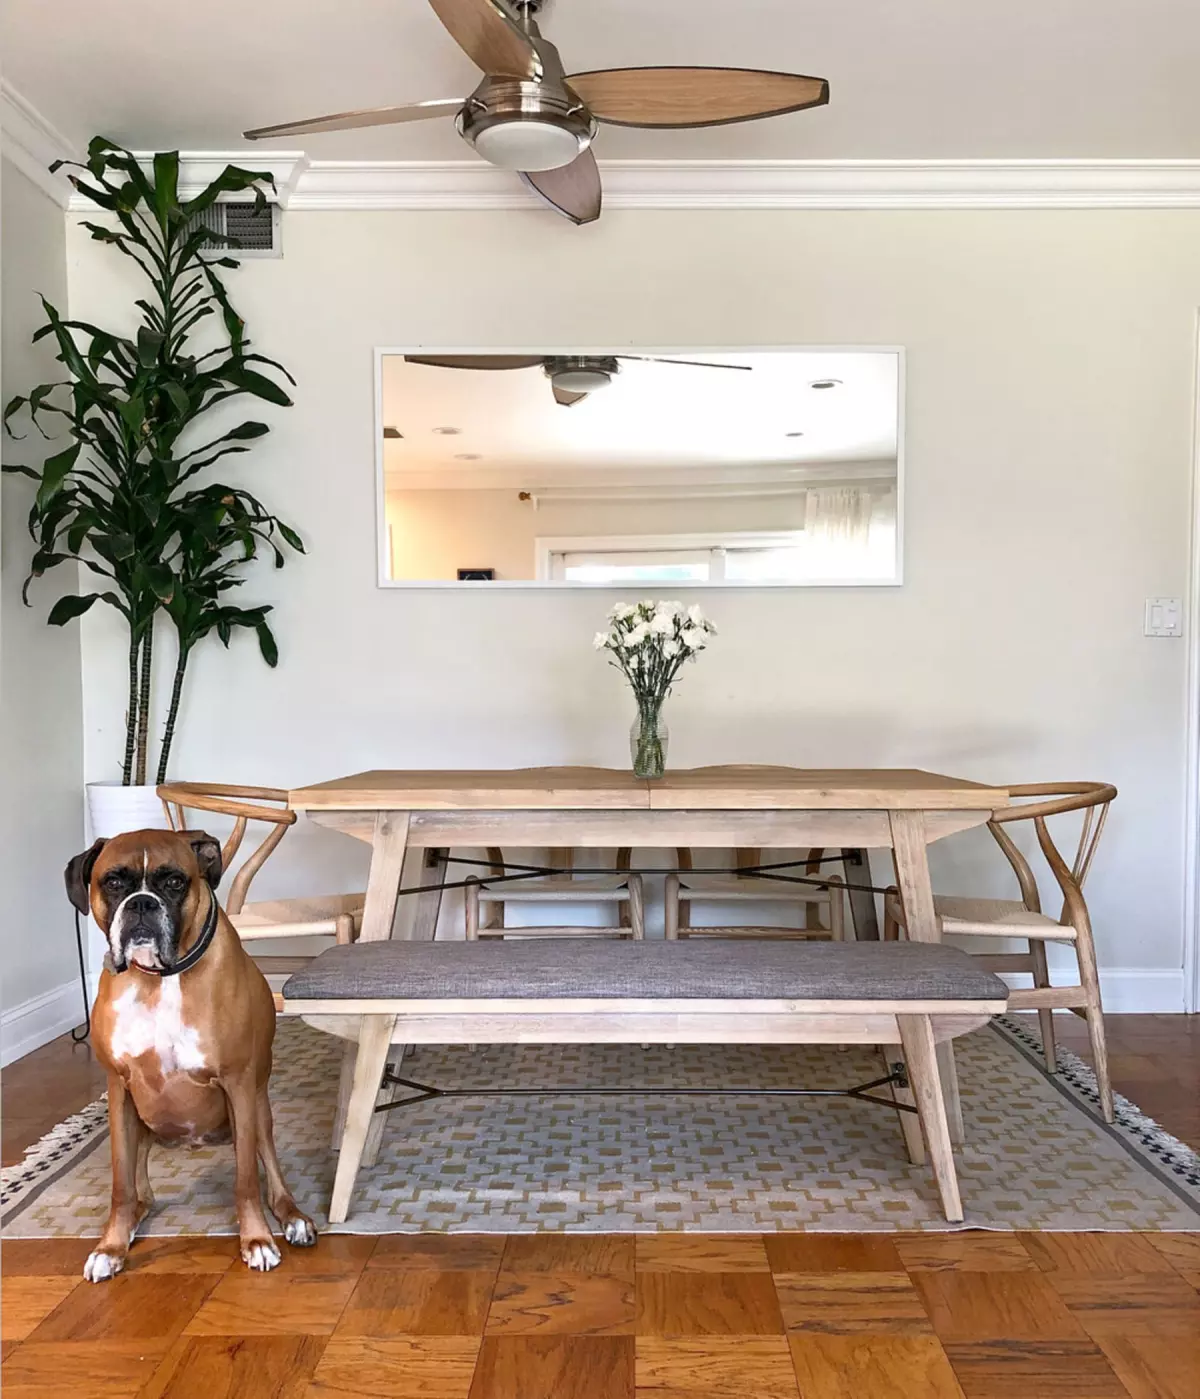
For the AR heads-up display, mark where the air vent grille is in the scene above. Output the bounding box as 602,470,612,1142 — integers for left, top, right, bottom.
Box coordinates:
182,202,281,258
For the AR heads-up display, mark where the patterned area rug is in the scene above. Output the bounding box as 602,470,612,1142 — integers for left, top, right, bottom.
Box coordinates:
4,1018,1199,1236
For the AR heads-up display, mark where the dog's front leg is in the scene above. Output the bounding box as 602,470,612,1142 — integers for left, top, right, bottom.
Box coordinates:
85,1074,148,1282
224,1069,282,1272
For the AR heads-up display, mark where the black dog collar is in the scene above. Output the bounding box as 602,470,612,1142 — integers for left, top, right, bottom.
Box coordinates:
110,889,220,978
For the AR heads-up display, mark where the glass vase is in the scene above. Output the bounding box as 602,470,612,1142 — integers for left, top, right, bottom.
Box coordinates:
630,705,669,780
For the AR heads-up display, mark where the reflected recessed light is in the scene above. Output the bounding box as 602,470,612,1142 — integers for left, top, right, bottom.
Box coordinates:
433,426,461,435
454,452,482,460
809,379,842,390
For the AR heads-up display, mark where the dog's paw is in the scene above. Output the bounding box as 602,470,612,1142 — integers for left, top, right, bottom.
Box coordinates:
84,1249,125,1283
241,1238,282,1272
284,1216,316,1247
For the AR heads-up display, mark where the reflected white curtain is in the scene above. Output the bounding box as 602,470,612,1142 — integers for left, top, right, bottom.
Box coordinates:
804,486,895,578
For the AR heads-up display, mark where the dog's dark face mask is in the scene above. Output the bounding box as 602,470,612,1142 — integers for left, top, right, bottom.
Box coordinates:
65,830,222,973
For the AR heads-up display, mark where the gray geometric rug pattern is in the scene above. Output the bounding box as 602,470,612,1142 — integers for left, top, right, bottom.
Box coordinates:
4,1018,1199,1236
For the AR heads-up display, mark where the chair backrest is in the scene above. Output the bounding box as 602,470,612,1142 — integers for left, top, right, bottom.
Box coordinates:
986,781,1117,920
157,783,296,916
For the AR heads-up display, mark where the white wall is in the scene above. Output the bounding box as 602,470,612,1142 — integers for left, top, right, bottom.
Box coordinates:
1,159,85,1057
65,206,1200,1005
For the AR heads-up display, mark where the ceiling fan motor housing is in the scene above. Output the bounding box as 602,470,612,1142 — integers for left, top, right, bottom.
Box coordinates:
544,355,621,393
457,75,597,170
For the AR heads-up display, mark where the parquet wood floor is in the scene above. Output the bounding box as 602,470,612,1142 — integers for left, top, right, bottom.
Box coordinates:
2,1016,1197,1395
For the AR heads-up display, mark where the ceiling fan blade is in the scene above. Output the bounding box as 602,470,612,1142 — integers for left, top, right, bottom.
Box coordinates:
519,149,602,225
566,67,828,129
244,98,464,140
618,356,753,371
553,384,588,407
426,0,542,79
404,354,545,370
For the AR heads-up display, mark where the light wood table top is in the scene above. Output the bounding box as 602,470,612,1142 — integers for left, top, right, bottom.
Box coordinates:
289,765,1007,813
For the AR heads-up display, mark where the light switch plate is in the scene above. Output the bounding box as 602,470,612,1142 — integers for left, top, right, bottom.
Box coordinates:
1144,597,1183,637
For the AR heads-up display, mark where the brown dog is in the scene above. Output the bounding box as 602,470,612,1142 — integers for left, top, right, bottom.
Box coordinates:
65,828,315,1281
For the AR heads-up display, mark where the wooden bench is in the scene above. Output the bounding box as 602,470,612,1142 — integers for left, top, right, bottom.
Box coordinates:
281,940,1008,1225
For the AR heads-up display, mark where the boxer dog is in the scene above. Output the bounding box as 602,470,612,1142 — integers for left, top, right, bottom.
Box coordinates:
66,828,316,1281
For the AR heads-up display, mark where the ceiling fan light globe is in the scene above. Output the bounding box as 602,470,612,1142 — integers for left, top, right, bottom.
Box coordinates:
471,120,585,171
552,367,612,393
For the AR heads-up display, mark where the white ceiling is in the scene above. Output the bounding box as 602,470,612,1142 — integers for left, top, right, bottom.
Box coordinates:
381,350,899,486
4,0,1198,162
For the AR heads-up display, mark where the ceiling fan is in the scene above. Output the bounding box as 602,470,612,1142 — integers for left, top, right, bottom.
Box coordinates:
244,0,829,225
403,352,751,406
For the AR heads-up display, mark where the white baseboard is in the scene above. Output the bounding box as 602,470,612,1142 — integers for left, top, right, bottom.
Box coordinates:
1002,966,1187,1014
0,978,91,1067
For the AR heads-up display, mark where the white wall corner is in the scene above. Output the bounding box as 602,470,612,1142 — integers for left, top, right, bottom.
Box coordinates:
0,81,76,206
0,979,90,1068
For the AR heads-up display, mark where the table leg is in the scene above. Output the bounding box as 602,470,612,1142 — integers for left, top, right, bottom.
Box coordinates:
361,845,445,1165
888,811,964,1144
334,813,410,1161
841,848,879,941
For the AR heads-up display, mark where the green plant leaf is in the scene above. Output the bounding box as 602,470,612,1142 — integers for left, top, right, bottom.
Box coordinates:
255,620,279,666
35,441,81,509
152,151,181,230
277,521,305,553
47,592,101,625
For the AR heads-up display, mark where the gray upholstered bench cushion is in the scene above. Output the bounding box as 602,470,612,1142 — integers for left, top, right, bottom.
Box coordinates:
282,939,1006,1003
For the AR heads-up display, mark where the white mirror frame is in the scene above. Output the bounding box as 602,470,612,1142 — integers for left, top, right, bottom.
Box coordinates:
374,345,906,589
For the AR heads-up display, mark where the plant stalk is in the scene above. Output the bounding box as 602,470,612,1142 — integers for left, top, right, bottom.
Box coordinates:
156,641,190,786
134,620,153,786
122,628,140,787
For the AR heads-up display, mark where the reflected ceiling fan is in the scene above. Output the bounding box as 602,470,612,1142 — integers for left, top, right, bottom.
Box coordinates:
245,0,829,225
404,352,751,406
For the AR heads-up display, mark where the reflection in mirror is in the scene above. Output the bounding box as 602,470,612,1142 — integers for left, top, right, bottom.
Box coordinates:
377,350,902,586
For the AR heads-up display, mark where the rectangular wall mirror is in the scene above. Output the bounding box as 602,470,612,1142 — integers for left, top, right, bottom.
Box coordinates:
376,348,904,587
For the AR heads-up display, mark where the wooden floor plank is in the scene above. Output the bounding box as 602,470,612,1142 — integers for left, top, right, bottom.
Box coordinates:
637,1336,800,1398
1145,1232,1200,1273
635,1271,784,1337
912,1273,1089,1343
0,1338,170,1398
788,1335,966,1399
184,1271,360,1337
366,1235,504,1272
893,1234,1037,1274
302,1336,481,1399
943,1339,1129,1398
334,1269,495,1337
635,1235,770,1274
1,1276,84,1341
1096,1332,1200,1399
775,1272,933,1336
0,1239,94,1276
1018,1231,1177,1275
468,1336,634,1399
501,1234,634,1276
485,1273,635,1335
26,1273,218,1343
140,1334,326,1399
1047,1274,1200,1338
763,1233,904,1273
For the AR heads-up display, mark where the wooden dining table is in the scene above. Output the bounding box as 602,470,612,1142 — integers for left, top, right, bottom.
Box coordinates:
288,764,1009,947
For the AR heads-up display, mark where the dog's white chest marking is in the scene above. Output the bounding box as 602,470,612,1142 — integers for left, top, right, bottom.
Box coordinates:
109,977,207,1074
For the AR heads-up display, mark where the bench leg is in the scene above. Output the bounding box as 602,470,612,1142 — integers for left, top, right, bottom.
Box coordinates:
329,1014,396,1226
936,1040,965,1146
897,1014,963,1223
881,1046,925,1165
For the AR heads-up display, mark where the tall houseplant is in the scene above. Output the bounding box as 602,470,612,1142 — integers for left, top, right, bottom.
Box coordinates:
3,138,303,797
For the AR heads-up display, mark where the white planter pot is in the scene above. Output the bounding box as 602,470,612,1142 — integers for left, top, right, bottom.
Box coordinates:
83,783,171,976
86,782,170,840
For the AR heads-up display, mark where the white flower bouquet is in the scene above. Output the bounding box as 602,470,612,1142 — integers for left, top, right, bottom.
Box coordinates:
594,600,717,778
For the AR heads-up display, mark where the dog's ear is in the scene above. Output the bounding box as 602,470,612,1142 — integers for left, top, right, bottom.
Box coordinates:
187,832,223,889
64,838,107,914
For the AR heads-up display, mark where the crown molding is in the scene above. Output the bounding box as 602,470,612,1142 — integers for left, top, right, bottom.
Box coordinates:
279,157,1200,211
0,82,76,206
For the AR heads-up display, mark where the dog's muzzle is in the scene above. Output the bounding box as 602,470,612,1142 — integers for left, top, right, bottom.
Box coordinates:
111,891,174,972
